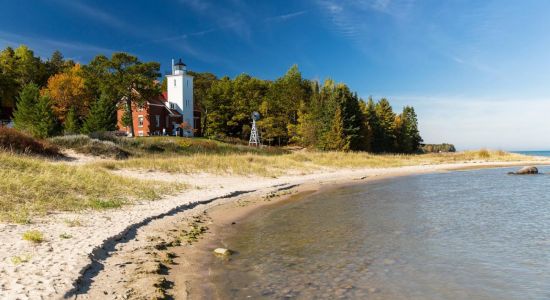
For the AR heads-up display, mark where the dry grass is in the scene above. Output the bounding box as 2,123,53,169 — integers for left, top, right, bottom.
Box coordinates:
96,149,530,177
0,137,533,224
0,152,184,223
0,128,60,157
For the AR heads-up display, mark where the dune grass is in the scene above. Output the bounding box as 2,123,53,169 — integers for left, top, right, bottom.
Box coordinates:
0,131,533,224
0,152,184,223
96,149,529,177
50,134,287,158
22,230,44,243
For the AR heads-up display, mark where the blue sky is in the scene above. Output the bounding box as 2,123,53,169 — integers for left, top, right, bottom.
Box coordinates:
1,0,550,150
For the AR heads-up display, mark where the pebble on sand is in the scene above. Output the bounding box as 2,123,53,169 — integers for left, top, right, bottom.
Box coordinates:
213,248,231,256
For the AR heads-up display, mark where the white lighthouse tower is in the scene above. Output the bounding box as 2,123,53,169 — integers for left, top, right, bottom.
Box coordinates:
166,58,194,136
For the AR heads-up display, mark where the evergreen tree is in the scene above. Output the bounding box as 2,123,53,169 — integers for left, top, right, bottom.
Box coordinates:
337,86,363,150
46,50,65,77
64,107,79,134
323,106,347,151
397,106,422,153
13,83,40,134
358,100,374,152
34,95,58,138
13,84,58,138
82,93,117,134
374,98,396,152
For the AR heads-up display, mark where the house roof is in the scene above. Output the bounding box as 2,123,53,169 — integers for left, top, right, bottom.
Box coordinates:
146,93,182,117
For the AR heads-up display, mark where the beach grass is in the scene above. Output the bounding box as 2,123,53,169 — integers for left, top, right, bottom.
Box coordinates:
50,134,287,158
95,149,529,176
22,230,44,243
0,152,184,223
0,132,533,224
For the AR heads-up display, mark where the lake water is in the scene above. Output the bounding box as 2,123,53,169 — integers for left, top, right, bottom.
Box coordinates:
513,150,550,157
206,167,550,299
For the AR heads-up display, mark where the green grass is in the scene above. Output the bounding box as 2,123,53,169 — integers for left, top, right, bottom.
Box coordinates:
22,230,44,243
0,152,184,223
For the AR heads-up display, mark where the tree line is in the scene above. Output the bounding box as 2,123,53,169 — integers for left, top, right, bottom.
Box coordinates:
190,65,422,153
0,45,422,152
1,45,160,138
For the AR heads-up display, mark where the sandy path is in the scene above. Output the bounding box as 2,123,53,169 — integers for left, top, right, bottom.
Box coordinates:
0,159,548,299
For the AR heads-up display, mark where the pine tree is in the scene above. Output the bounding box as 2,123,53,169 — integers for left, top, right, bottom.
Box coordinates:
338,87,363,150
323,106,348,151
401,106,422,153
374,98,396,152
33,95,58,138
358,100,374,152
13,83,40,133
64,107,79,134
46,50,65,77
362,97,378,151
82,93,116,134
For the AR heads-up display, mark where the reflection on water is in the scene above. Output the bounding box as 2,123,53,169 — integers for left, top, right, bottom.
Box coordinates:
207,168,550,299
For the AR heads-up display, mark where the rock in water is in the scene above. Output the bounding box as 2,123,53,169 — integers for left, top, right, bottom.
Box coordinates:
213,248,231,256
509,166,538,175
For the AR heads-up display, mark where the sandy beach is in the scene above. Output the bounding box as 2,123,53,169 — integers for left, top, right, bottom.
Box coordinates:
1,158,549,299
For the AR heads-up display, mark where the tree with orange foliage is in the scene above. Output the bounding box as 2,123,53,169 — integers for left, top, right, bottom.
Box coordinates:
41,64,90,123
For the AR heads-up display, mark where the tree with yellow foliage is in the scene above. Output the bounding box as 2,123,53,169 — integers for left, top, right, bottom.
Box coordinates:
41,64,90,124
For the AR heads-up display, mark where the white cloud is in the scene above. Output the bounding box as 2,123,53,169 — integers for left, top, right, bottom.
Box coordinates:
0,31,115,59
54,0,130,32
178,0,252,41
265,10,309,22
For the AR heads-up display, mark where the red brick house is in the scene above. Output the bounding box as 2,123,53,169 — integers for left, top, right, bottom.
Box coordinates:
116,58,201,136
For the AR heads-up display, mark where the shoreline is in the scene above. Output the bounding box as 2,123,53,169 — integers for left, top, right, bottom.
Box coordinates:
1,160,549,299
71,160,550,299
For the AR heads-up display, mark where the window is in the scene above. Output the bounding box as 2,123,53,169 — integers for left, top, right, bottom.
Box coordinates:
174,79,176,87
186,80,189,87
170,103,176,110
138,116,144,128
138,131,144,137
155,115,160,127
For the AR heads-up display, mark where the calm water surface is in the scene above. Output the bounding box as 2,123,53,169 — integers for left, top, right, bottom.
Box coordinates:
513,150,550,157
207,167,550,299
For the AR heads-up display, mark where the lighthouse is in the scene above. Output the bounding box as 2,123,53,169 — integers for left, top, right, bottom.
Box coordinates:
166,58,194,136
